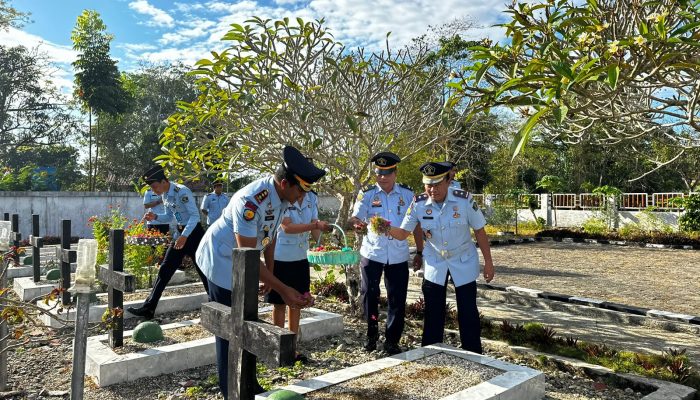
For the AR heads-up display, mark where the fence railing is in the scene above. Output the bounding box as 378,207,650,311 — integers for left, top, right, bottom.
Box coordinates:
478,192,695,211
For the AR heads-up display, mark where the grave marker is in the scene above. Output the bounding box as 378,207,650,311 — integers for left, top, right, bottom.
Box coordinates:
70,239,98,400
10,214,20,265
201,248,295,400
0,219,11,391
97,229,135,348
31,214,43,283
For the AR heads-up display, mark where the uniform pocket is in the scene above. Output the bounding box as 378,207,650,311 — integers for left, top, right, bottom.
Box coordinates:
217,242,233,257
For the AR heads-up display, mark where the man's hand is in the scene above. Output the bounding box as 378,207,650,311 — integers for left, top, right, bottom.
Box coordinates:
350,217,367,233
144,212,156,221
174,235,187,250
316,220,332,232
483,260,495,283
412,254,423,271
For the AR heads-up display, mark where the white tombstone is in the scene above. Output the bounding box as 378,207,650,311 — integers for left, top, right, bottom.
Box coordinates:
74,239,98,292
0,221,11,251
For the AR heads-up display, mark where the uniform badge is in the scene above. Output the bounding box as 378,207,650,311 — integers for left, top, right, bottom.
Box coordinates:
357,192,364,202
453,212,460,218
371,196,381,207
261,237,271,247
425,229,432,239
255,189,269,204
399,197,405,207
181,195,189,203
263,225,270,232
426,209,432,215
243,209,255,221
472,202,479,211
453,206,459,211
265,215,274,221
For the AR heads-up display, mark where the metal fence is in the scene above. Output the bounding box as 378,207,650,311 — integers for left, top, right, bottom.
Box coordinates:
479,192,696,211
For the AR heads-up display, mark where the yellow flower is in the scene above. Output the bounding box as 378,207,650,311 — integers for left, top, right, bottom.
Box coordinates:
634,35,647,46
608,40,620,53
577,32,590,44
596,22,609,32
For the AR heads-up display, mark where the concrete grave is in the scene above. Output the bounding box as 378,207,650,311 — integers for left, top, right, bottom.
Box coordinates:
14,269,187,302
85,319,215,387
85,306,344,386
257,343,545,400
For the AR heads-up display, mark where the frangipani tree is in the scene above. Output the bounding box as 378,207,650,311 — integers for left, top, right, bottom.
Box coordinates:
160,17,462,223
453,0,700,175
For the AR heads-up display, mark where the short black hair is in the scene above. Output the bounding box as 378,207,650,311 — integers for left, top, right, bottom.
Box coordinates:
274,164,300,188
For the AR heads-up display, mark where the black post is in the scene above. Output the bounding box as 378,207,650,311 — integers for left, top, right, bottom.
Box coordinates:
108,229,125,348
32,214,42,282
60,220,73,306
10,214,19,264
2,214,8,222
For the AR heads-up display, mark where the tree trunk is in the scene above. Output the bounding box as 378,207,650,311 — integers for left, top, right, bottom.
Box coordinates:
94,117,99,191
88,108,92,191
335,191,363,316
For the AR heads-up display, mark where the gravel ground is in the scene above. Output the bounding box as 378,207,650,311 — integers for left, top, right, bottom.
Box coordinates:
485,242,700,315
3,298,652,400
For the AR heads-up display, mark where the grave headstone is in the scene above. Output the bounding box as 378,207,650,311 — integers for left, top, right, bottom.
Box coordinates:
31,214,43,283
97,229,135,348
10,215,20,265
201,248,296,400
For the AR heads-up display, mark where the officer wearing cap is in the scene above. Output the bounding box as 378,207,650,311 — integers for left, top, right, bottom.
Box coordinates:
127,166,210,320
201,181,230,226
195,145,323,399
387,161,494,354
143,188,170,234
348,151,424,355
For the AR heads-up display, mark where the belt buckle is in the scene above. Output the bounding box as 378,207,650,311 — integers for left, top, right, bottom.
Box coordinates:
440,249,449,258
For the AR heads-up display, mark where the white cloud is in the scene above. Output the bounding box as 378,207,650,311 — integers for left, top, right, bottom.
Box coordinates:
158,19,216,45
0,27,77,64
128,0,175,28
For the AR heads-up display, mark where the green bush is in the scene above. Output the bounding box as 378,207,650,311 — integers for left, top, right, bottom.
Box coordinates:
582,217,608,235
679,194,700,232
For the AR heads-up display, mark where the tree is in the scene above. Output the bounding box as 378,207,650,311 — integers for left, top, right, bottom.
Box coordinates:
71,9,130,191
454,0,700,175
0,0,28,31
161,17,462,223
95,64,198,190
0,46,79,160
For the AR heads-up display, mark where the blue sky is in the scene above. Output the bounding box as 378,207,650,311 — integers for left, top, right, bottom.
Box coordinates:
2,0,510,92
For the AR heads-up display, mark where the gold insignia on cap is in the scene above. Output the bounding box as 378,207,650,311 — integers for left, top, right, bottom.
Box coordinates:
423,164,436,175
376,157,387,166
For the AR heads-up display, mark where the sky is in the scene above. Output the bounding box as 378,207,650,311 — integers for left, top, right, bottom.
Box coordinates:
1,0,511,93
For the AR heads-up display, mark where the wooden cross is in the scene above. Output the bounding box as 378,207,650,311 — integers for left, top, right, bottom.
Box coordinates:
30,214,44,283
55,219,76,306
201,248,296,400
97,229,135,348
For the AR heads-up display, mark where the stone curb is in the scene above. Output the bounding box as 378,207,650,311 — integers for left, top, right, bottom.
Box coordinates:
485,236,699,250
476,283,700,327
482,338,697,400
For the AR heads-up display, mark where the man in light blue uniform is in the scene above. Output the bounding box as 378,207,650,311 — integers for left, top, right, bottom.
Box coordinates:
388,161,494,353
143,188,170,235
200,181,230,226
196,145,324,399
349,151,424,355
127,166,210,320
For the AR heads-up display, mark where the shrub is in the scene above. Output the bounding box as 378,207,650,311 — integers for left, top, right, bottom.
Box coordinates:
405,298,426,321
679,194,700,233
310,268,348,303
582,217,608,235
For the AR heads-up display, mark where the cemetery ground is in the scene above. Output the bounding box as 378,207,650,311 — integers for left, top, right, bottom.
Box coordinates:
3,241,698,399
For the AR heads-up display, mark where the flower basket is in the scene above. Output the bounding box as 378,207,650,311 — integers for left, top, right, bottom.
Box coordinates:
125,236,170,246
307,224,360,265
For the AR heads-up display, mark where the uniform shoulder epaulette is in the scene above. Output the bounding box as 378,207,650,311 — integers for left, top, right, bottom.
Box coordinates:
254,189,269,204
173,185,180,193
415,193,428,202
397,182,413,191
453,189,470,199
362,184,375,192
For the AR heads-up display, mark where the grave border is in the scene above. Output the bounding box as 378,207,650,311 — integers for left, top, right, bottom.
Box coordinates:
256,343,544,400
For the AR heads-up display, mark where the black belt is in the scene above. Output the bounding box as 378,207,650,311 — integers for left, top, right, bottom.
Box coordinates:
177,223,201,232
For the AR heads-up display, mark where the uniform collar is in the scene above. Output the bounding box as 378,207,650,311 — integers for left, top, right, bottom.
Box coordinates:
425,190,457,207
165,182,177,199
374,182,398,195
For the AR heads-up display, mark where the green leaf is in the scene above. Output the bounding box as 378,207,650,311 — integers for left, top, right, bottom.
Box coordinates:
670,21,700,37
511,107,549,159
312,138,322,148
607,65,619,90
554,104,568,124
551,61,574,80
345,115,359,133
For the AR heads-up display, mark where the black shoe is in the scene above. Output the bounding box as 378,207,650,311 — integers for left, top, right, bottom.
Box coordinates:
383,342,402,355
127,306,154,320
363,337,377,351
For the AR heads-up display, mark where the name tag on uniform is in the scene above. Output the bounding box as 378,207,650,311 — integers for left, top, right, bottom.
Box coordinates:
422,216,434,220
265,215,275,221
